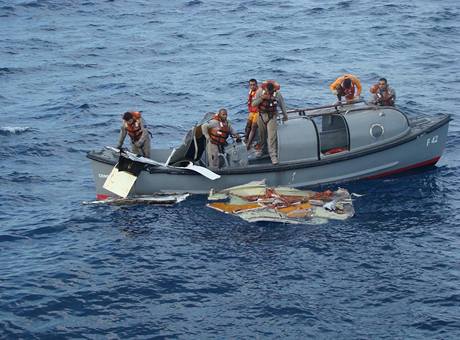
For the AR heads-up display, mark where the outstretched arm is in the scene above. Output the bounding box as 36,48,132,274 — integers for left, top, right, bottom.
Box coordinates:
117,124,127,148
276,92,288,120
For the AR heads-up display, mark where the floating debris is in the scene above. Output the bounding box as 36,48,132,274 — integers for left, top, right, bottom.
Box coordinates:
83,193,190,205
207,180,355,224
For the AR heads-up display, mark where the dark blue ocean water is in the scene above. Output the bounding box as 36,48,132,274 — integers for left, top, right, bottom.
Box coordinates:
1,0,459,338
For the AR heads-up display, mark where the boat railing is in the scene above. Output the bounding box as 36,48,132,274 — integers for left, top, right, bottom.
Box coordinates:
286,99,369,119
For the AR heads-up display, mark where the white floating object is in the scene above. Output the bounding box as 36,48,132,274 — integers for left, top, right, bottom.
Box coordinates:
103,165,138,198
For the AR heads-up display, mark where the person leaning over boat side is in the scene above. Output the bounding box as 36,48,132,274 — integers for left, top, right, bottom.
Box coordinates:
369,77,396,106
329,74,362,104
201,108,241,169
117,111,151,158
252,80,288,165
245,78,260,151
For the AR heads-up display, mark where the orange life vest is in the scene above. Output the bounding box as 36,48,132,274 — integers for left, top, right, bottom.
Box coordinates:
370,84,394,106
125,111,143,142
342,81,356,100
247,88,259,113
259,80,281,116
209,114,230,145
261,80,281,91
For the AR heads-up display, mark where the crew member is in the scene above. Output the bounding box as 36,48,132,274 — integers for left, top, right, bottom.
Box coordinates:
252,80,288,165
201,108,241,169
245,78,259,151
117,111,151,158
370,77,396,106
329,74,362,104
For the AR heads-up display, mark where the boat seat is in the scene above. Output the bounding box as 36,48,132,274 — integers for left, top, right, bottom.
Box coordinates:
168,125,206,166
323,147,347,155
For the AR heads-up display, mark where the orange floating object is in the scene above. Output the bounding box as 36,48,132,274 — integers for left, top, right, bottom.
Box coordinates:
207,202,262,214
277,202,312,218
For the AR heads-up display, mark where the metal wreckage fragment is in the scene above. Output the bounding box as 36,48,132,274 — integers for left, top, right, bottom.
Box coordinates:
207,180,356,224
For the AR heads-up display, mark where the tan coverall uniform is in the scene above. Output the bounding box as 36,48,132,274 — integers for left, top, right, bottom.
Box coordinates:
117,117,151,158
201,118,238,169
252,88,288,164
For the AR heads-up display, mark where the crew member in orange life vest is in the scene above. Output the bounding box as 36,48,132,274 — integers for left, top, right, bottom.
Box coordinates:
369,77,396,106
329,74,362,104
201,108,241,169
252,80,288,165
117,111,151,158
245,78,259,151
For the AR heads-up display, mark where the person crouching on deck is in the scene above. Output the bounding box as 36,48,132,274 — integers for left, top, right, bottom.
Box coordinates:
117,111,151,158
202,108,241,169
329,74,362,104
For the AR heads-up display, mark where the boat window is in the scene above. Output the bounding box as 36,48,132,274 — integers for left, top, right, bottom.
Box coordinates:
310,114,349,155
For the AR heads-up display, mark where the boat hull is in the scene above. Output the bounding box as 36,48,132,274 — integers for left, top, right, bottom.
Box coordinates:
89,117,449,198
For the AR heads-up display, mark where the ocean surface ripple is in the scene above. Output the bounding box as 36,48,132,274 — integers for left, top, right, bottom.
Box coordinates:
1,0,459,338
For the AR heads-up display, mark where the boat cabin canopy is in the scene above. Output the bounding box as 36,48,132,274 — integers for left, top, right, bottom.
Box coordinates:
277,105,410,163
166,105,411,168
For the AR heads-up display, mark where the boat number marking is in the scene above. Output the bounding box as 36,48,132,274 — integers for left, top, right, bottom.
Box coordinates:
426,135,438,147
98,173,108,178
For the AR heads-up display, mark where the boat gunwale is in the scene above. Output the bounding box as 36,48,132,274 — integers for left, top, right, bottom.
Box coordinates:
87,113,451,176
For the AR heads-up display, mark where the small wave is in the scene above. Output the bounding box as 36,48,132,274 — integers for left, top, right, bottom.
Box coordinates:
309,7,324,14
0,171,44,183
1,6,15,12
23,225,66,238
0,67,17,75
0,126,33,136
337,1,352,9
142,98,160,104
0,234,27,243
19,1,43,8
270,57,299,63
185,0,203,7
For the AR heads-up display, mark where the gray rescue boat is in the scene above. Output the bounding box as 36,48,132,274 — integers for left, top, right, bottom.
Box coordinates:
87,102,451,199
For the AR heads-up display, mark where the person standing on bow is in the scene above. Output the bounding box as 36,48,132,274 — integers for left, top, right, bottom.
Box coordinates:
117,111,151,158
252,80,288,165
201,108,241,169
329,74,362,104
369,77,396,106
245,78,260,151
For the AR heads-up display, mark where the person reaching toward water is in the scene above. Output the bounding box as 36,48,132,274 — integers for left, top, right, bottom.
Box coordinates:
329,74,362,104
369,77,396,106
117,111,151,158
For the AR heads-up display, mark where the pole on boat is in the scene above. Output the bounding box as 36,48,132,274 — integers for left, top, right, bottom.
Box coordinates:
286,99,367,118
